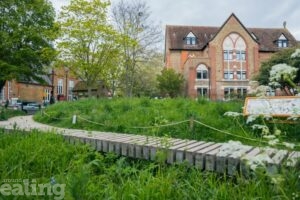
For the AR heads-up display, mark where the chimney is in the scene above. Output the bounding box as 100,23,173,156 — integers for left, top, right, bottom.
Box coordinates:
283,21,287,29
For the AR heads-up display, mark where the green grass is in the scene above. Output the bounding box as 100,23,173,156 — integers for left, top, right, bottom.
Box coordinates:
0,107,26,121
0,130,299,200
34,98,300,150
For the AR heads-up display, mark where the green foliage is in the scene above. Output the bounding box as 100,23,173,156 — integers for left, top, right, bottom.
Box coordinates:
0,108,26,121
157,68,185,98
57,0,121,97
0,0,57,84
34,98,300,148
256,47,300,85
111,0,162,97
0,130,299,199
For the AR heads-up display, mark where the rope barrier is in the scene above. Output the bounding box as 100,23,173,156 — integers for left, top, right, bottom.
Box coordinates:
193,119,300,148
193,119,267,143
77,116,105,126
40,110,300,148
129,120,190,129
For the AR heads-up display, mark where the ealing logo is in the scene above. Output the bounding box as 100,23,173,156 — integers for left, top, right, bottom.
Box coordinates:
0,178,65,200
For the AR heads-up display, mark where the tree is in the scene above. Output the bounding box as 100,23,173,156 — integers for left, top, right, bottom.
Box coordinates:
132,53,164,97
269,63,298,95
57,0,121,97
157,68,184,98
256,47,300,85
0,0,57,90
111,0,162,97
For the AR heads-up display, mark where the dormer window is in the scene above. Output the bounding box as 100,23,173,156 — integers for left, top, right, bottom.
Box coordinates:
277,34,288,48
186,32,196,45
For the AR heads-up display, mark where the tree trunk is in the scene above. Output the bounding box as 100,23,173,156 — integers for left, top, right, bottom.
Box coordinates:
87,86,92,97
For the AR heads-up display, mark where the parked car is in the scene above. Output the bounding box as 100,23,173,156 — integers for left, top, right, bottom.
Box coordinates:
22,103,41,114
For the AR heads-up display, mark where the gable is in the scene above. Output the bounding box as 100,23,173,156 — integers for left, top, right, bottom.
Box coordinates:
209,13,258,47
165,13,298,52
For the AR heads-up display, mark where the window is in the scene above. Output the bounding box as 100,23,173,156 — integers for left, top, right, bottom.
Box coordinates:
196,64,208,80
237,71,247,80
57,79,63,94
223,50,233,60
277,40,288,48
224,88,234,99
277,34,288,48
224,71,233,80
186,32,196,45
44,89,50,101
236,50,246,60
197,88,208,97
237,88,247,98
68,80,74,100
197,70,207,79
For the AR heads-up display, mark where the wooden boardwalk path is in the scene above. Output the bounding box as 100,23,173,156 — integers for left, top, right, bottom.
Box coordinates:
63,130,300,175
0,116,299,175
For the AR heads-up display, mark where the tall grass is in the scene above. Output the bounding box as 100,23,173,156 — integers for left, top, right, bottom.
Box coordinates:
34,98,300,149
0,130,299,199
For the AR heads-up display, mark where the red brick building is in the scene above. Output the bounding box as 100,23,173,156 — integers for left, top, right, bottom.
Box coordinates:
165,13,298,100
0,68,79,105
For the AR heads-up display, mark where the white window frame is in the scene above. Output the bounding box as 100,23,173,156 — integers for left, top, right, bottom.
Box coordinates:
68,80,74,100
197,87,208,97
57,79,63,95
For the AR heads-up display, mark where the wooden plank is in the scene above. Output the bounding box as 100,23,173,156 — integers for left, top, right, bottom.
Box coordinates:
287,151,300,167
175,141,205,163
227,146,253,175
267,150,288,174
150,139,186,161
195,143,222,170
141,138,162,160
108,136,145,155
85,138,97,149
185,142,215,166
240,148,262,176
167,140,198,164
205,146,223,171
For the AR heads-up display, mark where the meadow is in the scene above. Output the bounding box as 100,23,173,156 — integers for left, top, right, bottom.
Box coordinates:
0,130,299,199
34,98,300,150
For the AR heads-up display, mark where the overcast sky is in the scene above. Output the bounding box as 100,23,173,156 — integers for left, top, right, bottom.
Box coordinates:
49,0,300,41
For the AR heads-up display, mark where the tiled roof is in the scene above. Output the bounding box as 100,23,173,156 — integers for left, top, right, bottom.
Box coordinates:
166,25,297,52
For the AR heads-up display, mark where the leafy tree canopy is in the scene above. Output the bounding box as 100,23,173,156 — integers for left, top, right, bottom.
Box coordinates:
0,0,57,87
157,68,184,98
57,0,121,97
256,47,300,86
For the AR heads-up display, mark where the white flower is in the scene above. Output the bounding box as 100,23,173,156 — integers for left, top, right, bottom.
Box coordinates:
268,139,279,146
246,115,259,124
282,142,295,149
287,115,299,121
269,63,298,88
218,141,250,158
263,135,276,140
252,124,270,135
243,152,273,170
224,112,243,117
274,129,281,136
291,48,300,58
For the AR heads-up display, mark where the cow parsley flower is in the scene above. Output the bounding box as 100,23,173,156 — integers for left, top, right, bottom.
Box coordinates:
263,135,276,140
268,139,279,146
224,112,243,117
246,115,259,124
291,48,300,58
282,142,295,149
